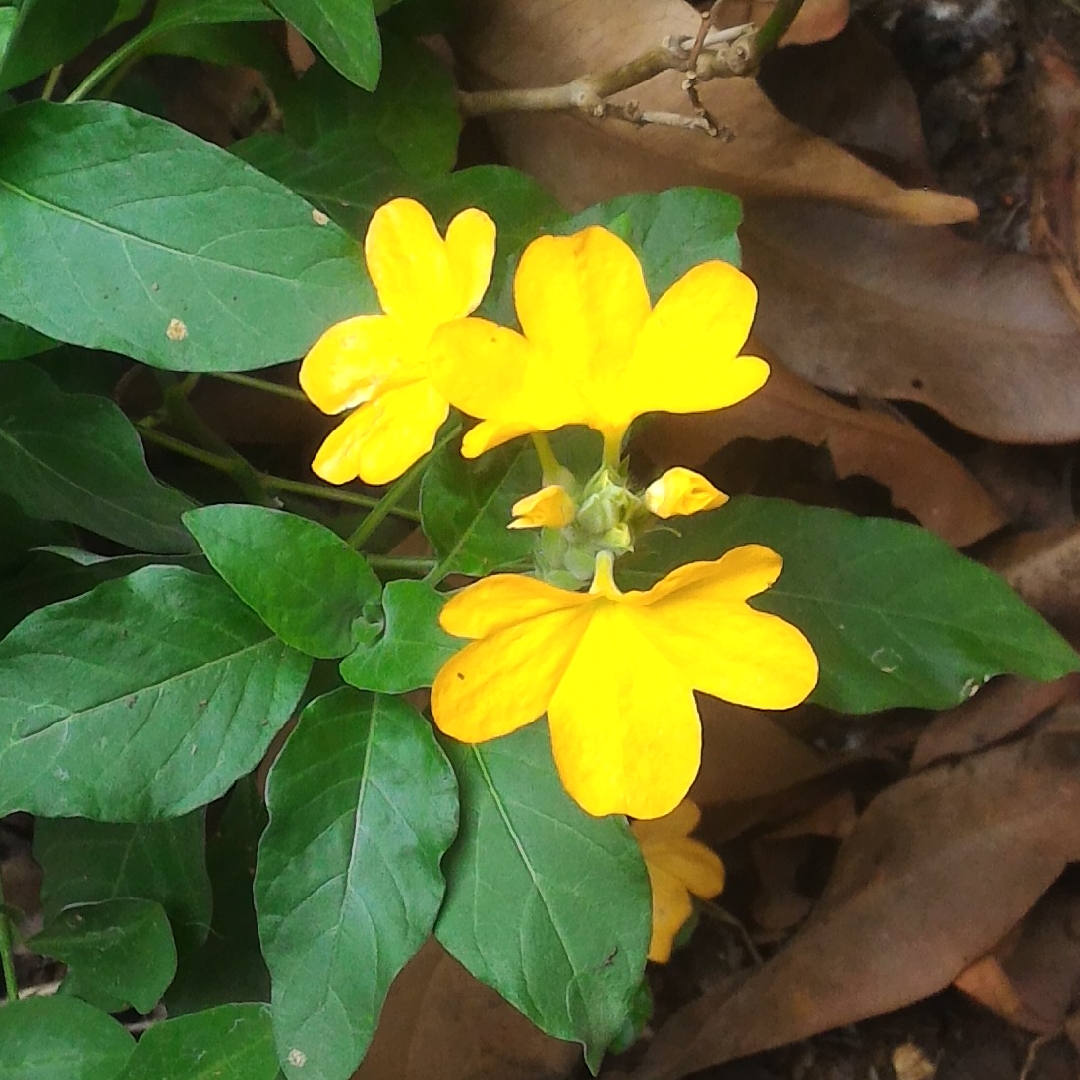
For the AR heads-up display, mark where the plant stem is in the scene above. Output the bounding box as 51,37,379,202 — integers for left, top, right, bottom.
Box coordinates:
65,25,158,102
138,426,421,518
531,432,562,485
213,372,309,403
40,65,63,101
347,459,424,548
751,0,808,60
366,555,436,575
0,871,18,1001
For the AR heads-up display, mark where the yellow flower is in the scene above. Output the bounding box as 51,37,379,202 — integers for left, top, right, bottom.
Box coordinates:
429,226,769,464
508,485,576,530
300,198,496,485
631,800,725,963
645,467,729,519
431,547,817,819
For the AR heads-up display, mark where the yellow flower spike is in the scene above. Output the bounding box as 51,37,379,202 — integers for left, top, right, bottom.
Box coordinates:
300,197,496,485
428,227,770,459
431,546,818,819
645,467,729,519
508,485,576,530
631,800,725,963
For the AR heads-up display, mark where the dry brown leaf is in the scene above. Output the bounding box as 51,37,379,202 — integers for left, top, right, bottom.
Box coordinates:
990,524,1080,640
955,882,1080,1034
639,362,1004,547
354,939,577,1080
740,199,1080,442
911,675,1080,770
453,0,976,223
690,700,825,807
615,715,1080,1080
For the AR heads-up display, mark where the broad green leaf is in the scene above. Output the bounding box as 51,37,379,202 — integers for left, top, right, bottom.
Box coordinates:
0,363,196,553
0,101,369,372
0,996,134,1080
34,813,211,957
435,722,651,1069
268,0,379,89
258,688,458,1080
32,898,177,1014
339,579,460,693
0,494,71,571
619,496,1080,712
0,0,119,91
116,1003,279,1080
0,314,51,359
184,504,382,659
0,8,15,59
562,188,743,300
151,0,274,29
0,566,312,819
167,779,270,1014
420,436,536,577
276,38,458,173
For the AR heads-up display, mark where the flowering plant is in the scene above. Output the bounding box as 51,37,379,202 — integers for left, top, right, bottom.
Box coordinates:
0,17,1074,1079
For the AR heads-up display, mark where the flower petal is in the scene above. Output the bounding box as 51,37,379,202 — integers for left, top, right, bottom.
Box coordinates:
643,837,725,899
645,467,729,519
640,547,786,607
618,261,769,426
439,574,591,639
631,798,701,844
644,865,693,963
509,485,576,530
431,605,592,742
444,208,497,315
311,379,448,486
365,198,492,330
547,604,702,819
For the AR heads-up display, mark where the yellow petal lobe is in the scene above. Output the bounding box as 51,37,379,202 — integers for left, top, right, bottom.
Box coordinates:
644,467,729,519
509,485,576,530
444,208,497,315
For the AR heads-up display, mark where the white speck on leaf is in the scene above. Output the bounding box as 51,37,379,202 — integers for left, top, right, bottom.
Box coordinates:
312,209,329,226
871,647,901,674
288,1048,306,1067
166,318,187,341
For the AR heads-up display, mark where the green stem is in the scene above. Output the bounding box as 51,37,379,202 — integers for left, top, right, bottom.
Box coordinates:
751,0,807,61
0,872,17,1000
347,460,424,548
214,372,309,403
40,65,63,101
366,555,436,575
531,432,561,485
138,427,420,517
602,430,624,472
65,25,158,102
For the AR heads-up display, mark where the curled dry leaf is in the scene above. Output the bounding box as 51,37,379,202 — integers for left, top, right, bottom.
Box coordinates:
741,199,1080,443
354,938,578,1080
616,715,1080,1080
639,362,1004,547
990,523,1080,640
452,0,976,223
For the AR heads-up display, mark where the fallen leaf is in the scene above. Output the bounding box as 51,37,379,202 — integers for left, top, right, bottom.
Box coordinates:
639,362,1004,547
956,881,1080,1034
750,837,816,933
354,938,577,1080
912,675,1080,770
452,0,976,223
740,199,1080,442
990,524,1080,640
616,714,1080,1080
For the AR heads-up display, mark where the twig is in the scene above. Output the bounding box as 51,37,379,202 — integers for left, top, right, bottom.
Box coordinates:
1018,1030,1063,1080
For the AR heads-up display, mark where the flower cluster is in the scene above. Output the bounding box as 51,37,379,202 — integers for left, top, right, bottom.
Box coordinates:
302,197,818,822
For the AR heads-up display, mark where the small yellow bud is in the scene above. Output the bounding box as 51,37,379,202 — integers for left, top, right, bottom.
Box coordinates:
644,467,728,519
508,485,576,530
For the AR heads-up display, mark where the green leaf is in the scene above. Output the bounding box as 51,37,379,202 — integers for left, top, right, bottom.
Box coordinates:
276,37,458,173
420,436,536,577
0,566,312,819
0,0,119,91
435,722,651,1069
167,779,270,1014
0,8,16,60
268,0,379,89
0,101,370,372
184,504,382,659
0,363,196,553
32,898,177,1014
151,0,275,30
562,188,743,300
0,996,134,1080
257,688,458,1080
116,1003,279,1080
0,314,52,359
620,496,1080,712
34,812,211,957
339,579,460,693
